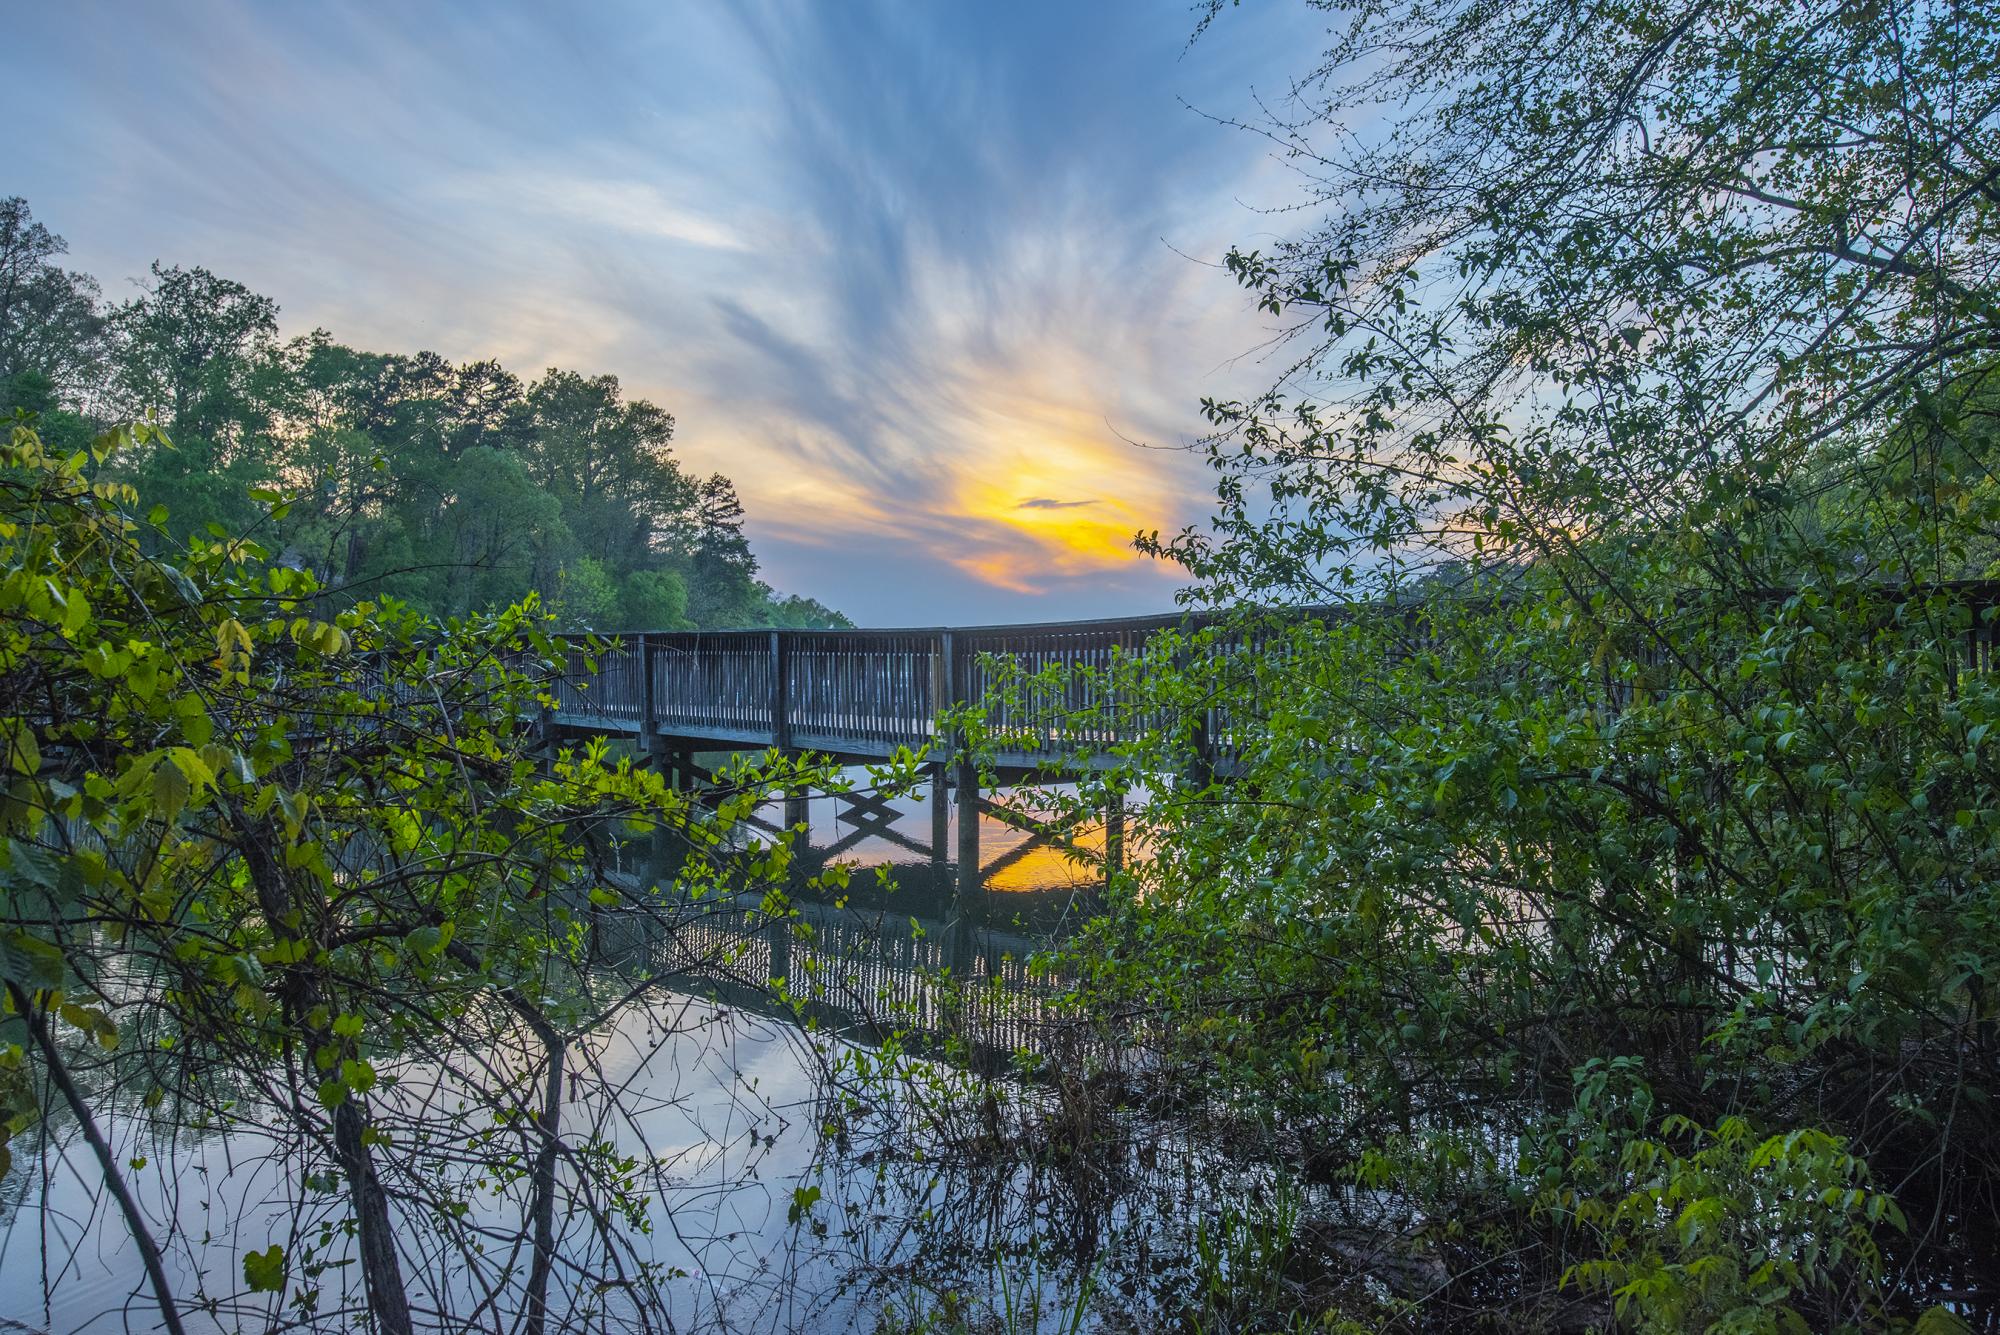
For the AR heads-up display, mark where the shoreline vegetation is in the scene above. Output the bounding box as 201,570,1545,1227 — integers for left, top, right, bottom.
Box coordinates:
5,0,2000,1329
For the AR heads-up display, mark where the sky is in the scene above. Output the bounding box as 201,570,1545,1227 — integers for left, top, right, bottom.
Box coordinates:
5,1,1322,625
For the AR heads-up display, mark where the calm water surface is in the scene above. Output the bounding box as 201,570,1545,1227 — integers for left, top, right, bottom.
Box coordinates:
0,773,1114,1333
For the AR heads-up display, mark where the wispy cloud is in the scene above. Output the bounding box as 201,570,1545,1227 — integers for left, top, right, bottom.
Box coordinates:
4,0,1320,622
442,172,759,253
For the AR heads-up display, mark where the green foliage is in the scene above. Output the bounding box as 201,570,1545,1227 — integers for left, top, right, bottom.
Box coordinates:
0,417,850,1327
1554,1115,1900,1334
1186,1177,1304,1326
620,566,692,630
551,555,620,629
966,0,2000,1325
0,196,842,630
871,1256,1097,1335
0,196,105,403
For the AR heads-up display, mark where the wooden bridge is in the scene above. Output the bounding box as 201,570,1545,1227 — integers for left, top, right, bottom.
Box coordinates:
545,611,1216,898
538,582,2000,903
545,611,1213,772
544,584,2000,769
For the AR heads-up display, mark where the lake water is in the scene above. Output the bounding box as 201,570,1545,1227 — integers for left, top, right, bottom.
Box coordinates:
0,773,1123,1333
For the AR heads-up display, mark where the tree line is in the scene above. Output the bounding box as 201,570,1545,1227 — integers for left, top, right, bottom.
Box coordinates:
0,195,846,630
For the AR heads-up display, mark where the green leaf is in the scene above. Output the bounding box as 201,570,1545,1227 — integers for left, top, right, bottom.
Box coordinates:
150,760,192,823
60,587,90,636
0,719,39,776
242,1243,287,1293
153,563,202,608
5,840,65,895
384,808,420,854
0,932,66,991
58,1003,119,1050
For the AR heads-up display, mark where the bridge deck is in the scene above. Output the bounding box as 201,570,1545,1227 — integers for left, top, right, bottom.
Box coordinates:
547,611,1219,770
546,584,2000,771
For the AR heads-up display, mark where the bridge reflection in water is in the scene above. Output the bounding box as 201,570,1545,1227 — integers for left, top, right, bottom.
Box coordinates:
597,766,1119,1066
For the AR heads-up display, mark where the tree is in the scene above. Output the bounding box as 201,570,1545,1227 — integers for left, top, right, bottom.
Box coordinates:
0,197,106,409
968,2,2000,1325
429,445,568,615
619,566,692,629
1174,0,1998,600
682,473,762,625
110,261,278,438
762,589,854,630
0,418,850,1331
1,196,849,633
551,554,619,628
521,369,688,571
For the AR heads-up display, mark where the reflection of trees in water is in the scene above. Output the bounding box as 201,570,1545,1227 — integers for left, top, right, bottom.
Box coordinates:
2,859,1104,1334
1,879,878,1332
5,760,1130,1334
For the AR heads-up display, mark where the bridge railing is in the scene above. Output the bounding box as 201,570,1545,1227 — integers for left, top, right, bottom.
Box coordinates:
652,631,777,743
956,615,1186,765
552,640,645,725
546,611,1225,766
786,630,940,752
544,583,2000,770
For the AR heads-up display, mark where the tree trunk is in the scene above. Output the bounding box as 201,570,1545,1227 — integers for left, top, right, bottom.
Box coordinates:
443,940,568,1335
522,1033,566,1335
232,811,414,1335
332,1096,414,1335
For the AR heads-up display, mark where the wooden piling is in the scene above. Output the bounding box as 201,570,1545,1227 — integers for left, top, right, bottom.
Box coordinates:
955,756,980,901
930,763,950,863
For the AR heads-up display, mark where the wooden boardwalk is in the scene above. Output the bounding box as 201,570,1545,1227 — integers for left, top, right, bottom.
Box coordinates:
547,584,2000,982
546,611,1208,772
542,582,2000,785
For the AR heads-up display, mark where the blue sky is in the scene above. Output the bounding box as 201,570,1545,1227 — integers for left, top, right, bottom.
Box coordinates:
7,1,1320,624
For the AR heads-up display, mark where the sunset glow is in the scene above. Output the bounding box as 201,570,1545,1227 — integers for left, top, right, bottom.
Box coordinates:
4,1,1310,622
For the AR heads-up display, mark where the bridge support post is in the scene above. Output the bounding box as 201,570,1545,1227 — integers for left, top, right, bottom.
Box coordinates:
635,634,661,764
767,916,790,988
785,786,810,833
945,913,976,986
929,763,950,864
954,757,980,901
770,630,792,752
654,753,712,869
1185,713,1215,789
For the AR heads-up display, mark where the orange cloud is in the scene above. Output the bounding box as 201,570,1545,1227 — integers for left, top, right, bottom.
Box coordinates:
941,395,1175,589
